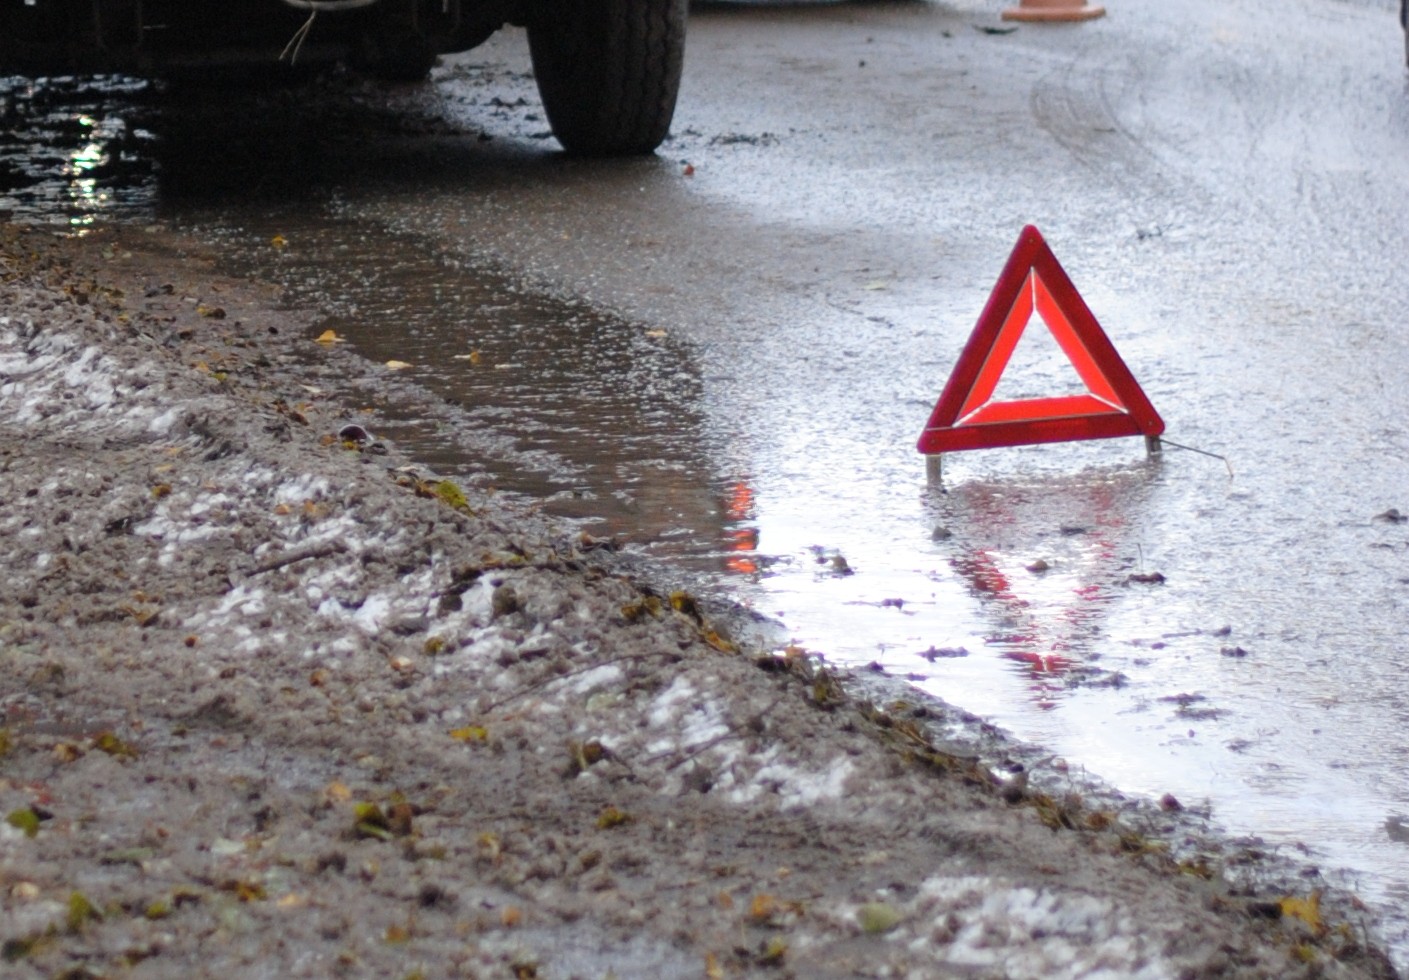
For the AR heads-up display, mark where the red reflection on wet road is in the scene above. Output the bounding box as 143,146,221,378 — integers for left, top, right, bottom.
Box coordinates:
722,480,760,575
947,483,1125,708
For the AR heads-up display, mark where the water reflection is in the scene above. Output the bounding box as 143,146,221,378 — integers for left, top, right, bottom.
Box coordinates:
0,75,155,225
722,479,761,576
927,465,1154,708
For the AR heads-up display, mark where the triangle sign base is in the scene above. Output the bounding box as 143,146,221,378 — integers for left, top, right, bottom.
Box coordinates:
917,225,1164,455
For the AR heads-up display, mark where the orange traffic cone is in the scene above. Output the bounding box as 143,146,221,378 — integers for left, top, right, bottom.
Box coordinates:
1002,0,1105,21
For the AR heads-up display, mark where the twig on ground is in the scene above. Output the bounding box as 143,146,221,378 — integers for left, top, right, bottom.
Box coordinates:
246,540,348,575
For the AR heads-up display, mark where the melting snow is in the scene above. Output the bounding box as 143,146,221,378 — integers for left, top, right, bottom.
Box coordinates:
902,875,1171,980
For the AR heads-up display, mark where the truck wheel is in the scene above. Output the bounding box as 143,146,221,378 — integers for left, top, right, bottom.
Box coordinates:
526,0,685,157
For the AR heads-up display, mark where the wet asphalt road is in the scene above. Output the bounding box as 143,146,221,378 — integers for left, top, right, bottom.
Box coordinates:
5,0,1409,965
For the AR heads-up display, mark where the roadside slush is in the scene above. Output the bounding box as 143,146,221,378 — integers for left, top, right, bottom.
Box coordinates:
0,222,1397,979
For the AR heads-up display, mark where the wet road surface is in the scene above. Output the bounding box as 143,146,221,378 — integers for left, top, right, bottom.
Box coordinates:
6,0,1409,965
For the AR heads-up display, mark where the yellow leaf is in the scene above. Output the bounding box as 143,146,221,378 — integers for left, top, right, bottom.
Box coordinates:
476,832,501,863
6,807,40,838
1279,892,1324,934
449,726,488,743
759,937,787,964
856,902,903,934
315,329,343,344
704,952,724,979
596,806,632,829
67,891,101,932
432,480,471,513
271,235,288,249
93,731,137,758
385,360,413,370
231,880,266,902
748,893,777,923
703,630,737,653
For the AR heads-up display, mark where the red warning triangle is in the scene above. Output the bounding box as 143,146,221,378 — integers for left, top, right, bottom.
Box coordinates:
917,225,1164,454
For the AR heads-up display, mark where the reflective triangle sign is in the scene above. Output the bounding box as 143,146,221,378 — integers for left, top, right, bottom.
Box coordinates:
917,225,1164,454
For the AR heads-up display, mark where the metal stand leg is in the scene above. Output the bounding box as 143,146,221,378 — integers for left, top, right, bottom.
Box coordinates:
926,454,943,484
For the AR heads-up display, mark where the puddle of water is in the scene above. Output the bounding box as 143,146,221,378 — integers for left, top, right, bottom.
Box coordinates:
161,208,763,592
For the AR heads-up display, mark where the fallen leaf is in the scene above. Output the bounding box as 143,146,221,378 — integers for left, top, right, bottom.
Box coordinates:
6,808,41,838
270,235,288,249
315,329,343,344
596,806,632,830
386,802,415,837
856,901,903,934
93,731,137,759
1280,892,1324,934
432,480,471,513
476,832,501,864
225,879,266,902
385,359,413,370
67,891,101,932
449,726,488,743
758,937,788,965
353,802,391,841
568,740,607,773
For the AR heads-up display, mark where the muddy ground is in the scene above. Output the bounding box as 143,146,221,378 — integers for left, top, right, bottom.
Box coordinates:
0,221,1397,979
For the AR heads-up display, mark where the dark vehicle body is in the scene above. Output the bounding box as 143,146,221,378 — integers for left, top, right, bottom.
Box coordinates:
0,0,686,155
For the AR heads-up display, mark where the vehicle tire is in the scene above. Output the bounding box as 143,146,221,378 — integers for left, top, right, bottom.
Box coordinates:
526,0,685,157
1403,0,1409,67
